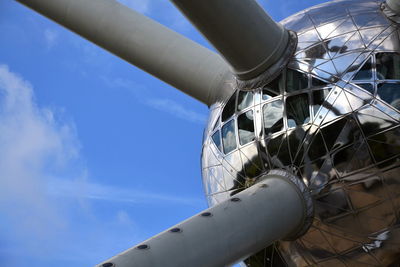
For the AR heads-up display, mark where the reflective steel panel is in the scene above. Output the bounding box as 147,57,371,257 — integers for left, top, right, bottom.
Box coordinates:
202,0,400,266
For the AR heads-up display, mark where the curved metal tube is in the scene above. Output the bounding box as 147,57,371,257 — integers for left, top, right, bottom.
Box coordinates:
171,0,290,81
387,0,400,14
16,0,234,106
96,171,313,267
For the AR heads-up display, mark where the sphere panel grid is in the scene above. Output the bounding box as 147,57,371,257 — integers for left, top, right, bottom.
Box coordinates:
202,0,400,266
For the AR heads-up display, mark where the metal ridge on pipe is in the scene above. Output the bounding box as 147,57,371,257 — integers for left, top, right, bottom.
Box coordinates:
171,0,292,81
16,0,234,106
96,170,313,267
387,0,400,14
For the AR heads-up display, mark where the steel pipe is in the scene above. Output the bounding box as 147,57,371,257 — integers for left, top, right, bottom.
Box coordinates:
15,0,233,106
96,171,313,267
171,0,290,81
387,0,400,14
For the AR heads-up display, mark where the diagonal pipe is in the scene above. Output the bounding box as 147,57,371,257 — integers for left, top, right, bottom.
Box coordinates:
96,170,313,267
171,0,294,81
15,0,234,106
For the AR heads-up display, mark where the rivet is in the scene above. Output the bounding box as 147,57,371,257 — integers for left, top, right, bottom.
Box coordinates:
102,263,114,267
136,244,149,250
231,197,241,202
170,227,182,233
260,184,268,188
200,212,212,217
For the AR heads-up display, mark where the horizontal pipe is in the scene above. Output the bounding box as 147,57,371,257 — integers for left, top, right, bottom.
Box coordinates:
171,0,290,80
16,0,234,106
96,171,312,267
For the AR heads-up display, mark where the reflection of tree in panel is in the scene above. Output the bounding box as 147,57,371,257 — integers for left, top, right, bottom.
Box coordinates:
238,110,255,145
286,93,310,128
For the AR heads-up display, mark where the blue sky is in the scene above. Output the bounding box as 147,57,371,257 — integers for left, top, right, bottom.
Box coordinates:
0,1,326,266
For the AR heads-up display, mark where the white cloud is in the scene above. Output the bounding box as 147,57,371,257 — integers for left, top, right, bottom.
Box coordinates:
0,64,81,256
44,28,59,49
117,210,133,225
101,76,142,91
146,98,207,124
0,65,204,264
102,76,207,124
47,177,203,206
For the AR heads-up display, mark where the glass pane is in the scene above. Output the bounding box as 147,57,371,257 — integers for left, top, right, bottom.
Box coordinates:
313,89,331,115
222,92,236,122
356,83,374,94
377,83,400,110
237,91,253,111
353,57,372,80
263,74,282,100
376,53,400,80
263,100,284,135
222,119,237,154
212,130,221,151
286,69,308,93
287,94,310,128
238,110,255,145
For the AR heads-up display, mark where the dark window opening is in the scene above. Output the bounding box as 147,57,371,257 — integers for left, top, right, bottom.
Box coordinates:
263,74,282,100
238,110,255,145
222,119,237,154
376,52,400,80
287,93,310,128
312,88,331,116
237,91,253,111
263,100,284,135
377,83,400,110
356,83,374,94
222,92,236,122
312,77,328,87
353,57,373,80
286,69,308,93
212,130,222,151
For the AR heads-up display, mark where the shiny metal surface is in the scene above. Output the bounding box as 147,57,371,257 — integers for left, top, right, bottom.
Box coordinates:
387,0,400,15
201,0,400,266
97,171,311,267
171,0,290,80
16,0,234,106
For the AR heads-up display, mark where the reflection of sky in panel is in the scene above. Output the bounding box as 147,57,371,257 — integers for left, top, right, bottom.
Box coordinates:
263,100,283,134
237,91,254,111
199,0,400,266
222,119,237,154
211,130,221,151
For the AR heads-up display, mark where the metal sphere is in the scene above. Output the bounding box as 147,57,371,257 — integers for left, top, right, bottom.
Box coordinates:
201,0,400,266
